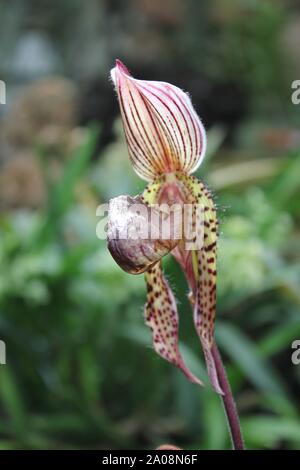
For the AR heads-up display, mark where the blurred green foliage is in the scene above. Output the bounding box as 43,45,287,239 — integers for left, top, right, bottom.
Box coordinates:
0,0,300,451
1,121,300,449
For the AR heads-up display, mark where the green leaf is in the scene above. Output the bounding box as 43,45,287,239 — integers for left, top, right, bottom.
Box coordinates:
243,416,300,448
259,319,300,358
0,367,27,433
201,390,228,449
217,322,287,397
35,125,99,246
267,152,300,211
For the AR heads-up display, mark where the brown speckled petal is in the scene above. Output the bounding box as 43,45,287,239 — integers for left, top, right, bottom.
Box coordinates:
145,262,203,386
172,173,223,394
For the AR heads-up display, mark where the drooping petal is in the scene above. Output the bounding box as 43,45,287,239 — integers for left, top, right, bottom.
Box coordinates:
170,173,223,394
191,178,223,394
111,60,206,181
141,173,222,393
145,261,203,386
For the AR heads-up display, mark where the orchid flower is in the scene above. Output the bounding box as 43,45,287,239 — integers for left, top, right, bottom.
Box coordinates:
107,59,224,395
106,60,245,450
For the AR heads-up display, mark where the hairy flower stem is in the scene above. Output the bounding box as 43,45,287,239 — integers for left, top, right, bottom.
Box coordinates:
212,344,245,450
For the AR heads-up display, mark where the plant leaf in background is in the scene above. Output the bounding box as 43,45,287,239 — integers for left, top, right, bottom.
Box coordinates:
1,0,300,449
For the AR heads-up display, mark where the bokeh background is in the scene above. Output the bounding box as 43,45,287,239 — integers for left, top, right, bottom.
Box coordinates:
0,0,300,450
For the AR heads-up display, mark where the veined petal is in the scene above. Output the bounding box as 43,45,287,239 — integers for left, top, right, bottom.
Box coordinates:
145,262,203,386
111,60,206,181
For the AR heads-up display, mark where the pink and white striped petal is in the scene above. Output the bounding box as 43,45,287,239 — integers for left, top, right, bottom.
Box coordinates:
111,60,206,181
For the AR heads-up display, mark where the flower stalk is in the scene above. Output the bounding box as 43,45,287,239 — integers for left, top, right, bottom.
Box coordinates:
212,344,244,450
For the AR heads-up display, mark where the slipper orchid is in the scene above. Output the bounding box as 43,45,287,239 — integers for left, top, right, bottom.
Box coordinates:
107,60,223,394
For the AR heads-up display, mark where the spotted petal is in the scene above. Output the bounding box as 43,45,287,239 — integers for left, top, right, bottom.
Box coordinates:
145,262,203,386
111,60,206,181
165,173,223,394
141,173,223,393
185,176,223,394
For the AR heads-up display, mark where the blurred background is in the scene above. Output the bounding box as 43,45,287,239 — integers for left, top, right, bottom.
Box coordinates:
0,0,300,450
